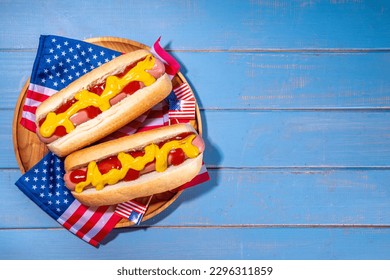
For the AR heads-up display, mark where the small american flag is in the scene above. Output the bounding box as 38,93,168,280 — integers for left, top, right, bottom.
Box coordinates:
169,99,196,119
172,82,195,101
115,198,150,225
168,83,196,120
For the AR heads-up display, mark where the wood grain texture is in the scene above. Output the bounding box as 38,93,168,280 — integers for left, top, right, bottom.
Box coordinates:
2,169,390,228
3,51,390,110
1,227,390,259
1,0,390,50
202,110,390,167
5,110,390,168
1,0,390,259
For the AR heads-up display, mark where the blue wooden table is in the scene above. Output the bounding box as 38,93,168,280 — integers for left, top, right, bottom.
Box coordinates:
1,0,390,259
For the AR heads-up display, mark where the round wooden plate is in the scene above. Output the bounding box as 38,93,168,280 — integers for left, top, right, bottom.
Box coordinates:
12,36,202,228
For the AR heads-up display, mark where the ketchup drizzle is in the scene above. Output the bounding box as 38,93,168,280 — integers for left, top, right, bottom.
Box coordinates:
39,61,142,138
68,133,195,184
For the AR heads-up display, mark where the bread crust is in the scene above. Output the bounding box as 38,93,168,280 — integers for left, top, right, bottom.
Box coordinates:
36,50,172,157
64,124,203,207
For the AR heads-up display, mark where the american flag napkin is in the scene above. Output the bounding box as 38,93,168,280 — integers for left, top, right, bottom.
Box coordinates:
20,35,122,132
15,152,124,247
15,35,209,246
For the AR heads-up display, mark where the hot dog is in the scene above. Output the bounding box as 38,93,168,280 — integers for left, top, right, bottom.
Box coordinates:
35,49,172,157
63,124,205,207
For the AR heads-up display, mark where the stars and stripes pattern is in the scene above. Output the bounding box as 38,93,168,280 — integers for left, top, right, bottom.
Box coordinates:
15,152,122,247
57,201,120,246
172,82,194,101
168,83,196,120
169,98,197,120
20,35,121,133
115,198,150,225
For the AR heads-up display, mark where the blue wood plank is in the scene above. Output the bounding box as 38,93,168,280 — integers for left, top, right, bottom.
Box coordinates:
0,169,58,228
145,169,390,227
0,110,19,169
201,110,390,167
1,0,390,50
176,52,390,109
0,52,34,110
4,110,390,168
2,168,390,228
3,51,390,110
2,0,390,261
1,227,390,259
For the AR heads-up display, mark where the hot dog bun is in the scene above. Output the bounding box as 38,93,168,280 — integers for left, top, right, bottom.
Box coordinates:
35,49,172,157
64,124,204,206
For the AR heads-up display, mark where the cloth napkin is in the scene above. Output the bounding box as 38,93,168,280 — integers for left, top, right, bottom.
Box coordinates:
15,35,209,247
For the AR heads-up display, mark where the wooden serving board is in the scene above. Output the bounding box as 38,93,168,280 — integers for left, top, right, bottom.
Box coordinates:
12,36,202,228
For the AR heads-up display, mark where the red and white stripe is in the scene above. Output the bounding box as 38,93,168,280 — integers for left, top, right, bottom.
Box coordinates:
169,100,196,119
100,112,150,141
101,102,169,141
57,200,121,247
115,199,148,220
173,83,195,101
179,163,210,191
20,83,57,132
